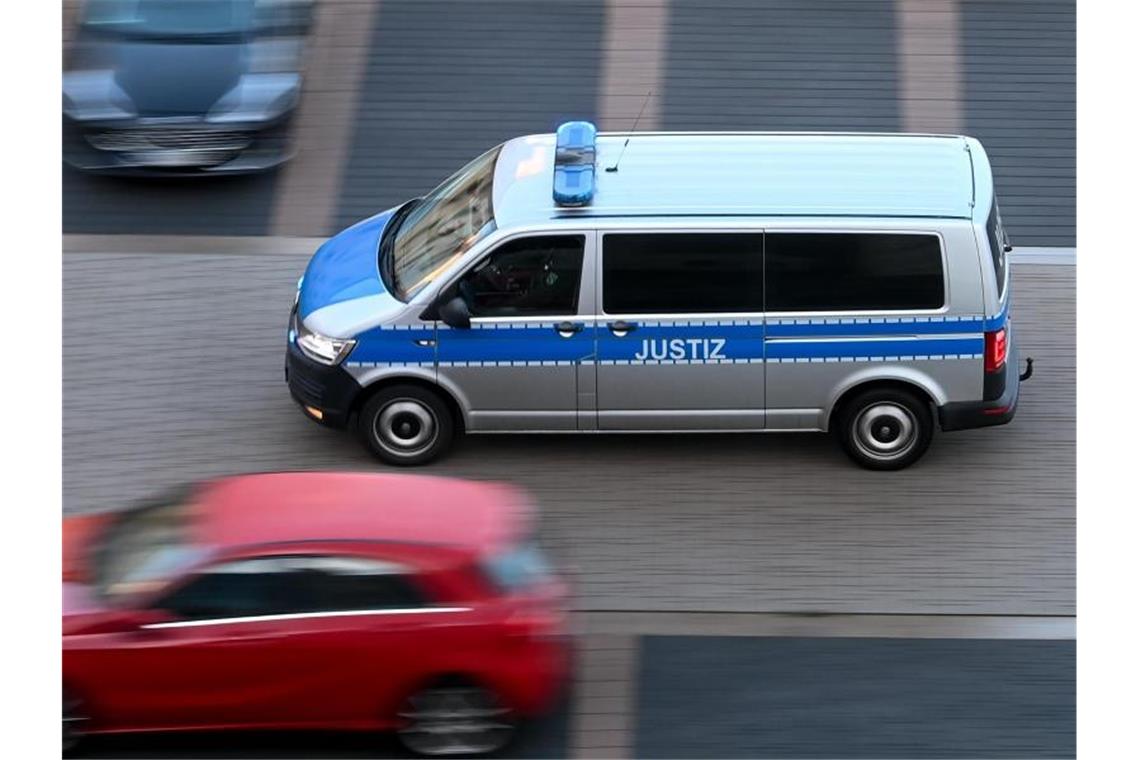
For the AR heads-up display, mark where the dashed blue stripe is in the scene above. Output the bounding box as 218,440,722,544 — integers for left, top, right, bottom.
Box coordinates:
766,318,983,337
984,298,1011,332
767,337,983,361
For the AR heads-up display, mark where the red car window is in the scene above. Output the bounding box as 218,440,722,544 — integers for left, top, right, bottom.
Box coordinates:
154,554,431,621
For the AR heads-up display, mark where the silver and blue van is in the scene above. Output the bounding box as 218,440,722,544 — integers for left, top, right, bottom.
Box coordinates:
285,123,1032,469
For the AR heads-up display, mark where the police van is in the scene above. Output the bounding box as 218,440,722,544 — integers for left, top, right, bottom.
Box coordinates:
286,122,1031,469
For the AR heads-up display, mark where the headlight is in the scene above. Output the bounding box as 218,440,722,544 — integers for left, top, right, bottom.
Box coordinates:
206,73,300,124
293,314,355,366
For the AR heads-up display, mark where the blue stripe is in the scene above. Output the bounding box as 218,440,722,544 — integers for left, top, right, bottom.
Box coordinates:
766,319,983,338
350,324,985,365
348,325,435,364
766,337,982,360
599,323,761,362
983,297,1011,332
439,327,593,363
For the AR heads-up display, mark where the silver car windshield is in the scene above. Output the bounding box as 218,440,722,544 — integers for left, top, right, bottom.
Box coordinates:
82,0,257,36
392,146,501,301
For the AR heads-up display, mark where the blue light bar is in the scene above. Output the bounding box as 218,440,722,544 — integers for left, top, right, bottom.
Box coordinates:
553,121,597,207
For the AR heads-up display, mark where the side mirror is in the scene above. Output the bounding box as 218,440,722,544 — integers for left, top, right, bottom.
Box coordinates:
438,295,471,329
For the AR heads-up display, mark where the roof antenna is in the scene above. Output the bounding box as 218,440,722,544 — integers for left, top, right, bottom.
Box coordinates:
605,91,652,173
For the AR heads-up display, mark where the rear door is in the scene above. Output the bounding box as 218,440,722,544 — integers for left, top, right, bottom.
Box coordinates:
762,230,965,428
594,231,766,430
252,554,465,726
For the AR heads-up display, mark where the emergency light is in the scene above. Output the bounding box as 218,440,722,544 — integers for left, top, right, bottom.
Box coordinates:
553,121,597,207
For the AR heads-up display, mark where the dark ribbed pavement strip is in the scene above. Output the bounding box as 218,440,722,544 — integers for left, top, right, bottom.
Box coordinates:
661,0,900,131
636,636,1075,759
335,0,606,229
62,168,278,236
961,0,1076,247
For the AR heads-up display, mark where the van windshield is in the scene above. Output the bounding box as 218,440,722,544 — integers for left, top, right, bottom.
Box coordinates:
388,146,501,301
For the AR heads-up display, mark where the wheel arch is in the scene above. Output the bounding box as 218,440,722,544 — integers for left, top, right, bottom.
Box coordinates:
825,371,943,432
383,670,503,722
350,372,467,435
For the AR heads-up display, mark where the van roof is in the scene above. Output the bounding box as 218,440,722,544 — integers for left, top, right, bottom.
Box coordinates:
492,132,982,228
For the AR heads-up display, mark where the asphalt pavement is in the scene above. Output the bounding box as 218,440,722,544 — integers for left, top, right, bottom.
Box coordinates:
63,249,1074,617
636,636,1075,758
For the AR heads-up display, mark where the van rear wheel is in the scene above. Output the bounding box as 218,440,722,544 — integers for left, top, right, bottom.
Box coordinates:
358,385,454,466
837,387,933,470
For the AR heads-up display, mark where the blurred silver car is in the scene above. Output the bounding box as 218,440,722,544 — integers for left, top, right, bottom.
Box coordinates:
63,0,312,175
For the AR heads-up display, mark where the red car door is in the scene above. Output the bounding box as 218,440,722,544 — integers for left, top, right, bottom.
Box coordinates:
74,552,470,732
83,616,296,730
234,553,467,728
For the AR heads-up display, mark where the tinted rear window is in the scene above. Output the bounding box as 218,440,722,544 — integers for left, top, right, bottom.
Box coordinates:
603,233,763,314
765,233,945,312
987,202,1008,298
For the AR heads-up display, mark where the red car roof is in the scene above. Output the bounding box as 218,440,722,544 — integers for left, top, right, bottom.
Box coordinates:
191,472,531,555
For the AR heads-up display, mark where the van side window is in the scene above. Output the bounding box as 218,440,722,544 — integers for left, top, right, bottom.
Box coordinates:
765,233,945,312
603,233,763,313
986,202,1008,299
458,235,584,317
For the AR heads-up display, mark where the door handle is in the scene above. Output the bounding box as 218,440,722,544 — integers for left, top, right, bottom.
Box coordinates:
607,320,637,337
555,321,584,338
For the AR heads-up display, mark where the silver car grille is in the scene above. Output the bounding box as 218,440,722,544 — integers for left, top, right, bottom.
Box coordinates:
86,127,252,166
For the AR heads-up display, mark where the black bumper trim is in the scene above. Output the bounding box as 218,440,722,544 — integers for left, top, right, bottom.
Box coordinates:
285,341,362,429
939,352,1026,432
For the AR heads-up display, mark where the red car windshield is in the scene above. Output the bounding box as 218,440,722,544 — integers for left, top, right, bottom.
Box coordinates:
94,494,206,604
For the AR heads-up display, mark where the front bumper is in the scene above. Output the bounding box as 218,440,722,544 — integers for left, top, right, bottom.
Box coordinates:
938,331,1029,432
285,339,362,429
63,116,293,176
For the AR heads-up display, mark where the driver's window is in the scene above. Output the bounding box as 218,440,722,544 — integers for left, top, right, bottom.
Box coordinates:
458,235,584,318
155,557,286,622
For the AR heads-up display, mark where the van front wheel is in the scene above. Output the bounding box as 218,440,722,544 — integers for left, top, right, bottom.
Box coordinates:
836,388,933,470
358,385,454,466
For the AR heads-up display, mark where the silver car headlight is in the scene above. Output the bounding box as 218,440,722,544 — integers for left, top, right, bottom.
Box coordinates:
293,314,355,366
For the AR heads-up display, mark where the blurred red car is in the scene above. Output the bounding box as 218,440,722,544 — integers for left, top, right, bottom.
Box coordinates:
62,472,571,756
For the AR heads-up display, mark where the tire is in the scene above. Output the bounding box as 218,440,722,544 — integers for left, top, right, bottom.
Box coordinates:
63,689,86,756
396,683,515,757
836,387,933,470
358,385,455,466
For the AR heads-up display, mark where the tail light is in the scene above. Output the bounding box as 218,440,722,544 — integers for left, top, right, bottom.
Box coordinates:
984,328,1007,373
504,597,569,644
